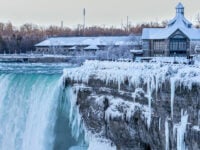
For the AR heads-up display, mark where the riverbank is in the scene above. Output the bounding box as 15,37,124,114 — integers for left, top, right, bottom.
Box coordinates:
0,54,97,64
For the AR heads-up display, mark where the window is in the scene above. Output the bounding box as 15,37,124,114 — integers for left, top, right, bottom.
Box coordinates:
169,40,187,51
153,40,165,50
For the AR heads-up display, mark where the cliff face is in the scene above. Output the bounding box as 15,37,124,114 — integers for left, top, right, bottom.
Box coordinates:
64,61,200,150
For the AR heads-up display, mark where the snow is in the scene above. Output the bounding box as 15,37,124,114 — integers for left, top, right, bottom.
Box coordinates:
103,95,149,123
192,126,200,131
84,45,99,50
132,88,144,102
64,60,200,92
130,49,144,54
69,46,77,50
142,26,200,40
35,36,139,47
151,57,188,64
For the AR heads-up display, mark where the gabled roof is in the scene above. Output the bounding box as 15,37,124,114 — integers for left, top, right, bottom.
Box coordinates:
142,27,200,40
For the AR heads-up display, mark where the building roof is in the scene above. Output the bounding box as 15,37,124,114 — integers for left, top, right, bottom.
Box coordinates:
142,3,200,40
84,45,100,50
68,46,77,50
35,36,140,47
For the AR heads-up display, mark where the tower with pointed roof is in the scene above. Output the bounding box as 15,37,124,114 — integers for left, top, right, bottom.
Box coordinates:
176,2,184,15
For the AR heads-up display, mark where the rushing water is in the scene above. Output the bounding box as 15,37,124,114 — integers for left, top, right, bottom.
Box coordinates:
0,63,86,150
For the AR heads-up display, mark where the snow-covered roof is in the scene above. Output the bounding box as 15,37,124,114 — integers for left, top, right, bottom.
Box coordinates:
84,45,99,50
142,27,200,40
69,46,77,50
35,36,140,47
142,3,200,40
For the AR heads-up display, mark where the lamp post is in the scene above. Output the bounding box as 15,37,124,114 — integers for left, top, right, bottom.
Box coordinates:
173,52,176,63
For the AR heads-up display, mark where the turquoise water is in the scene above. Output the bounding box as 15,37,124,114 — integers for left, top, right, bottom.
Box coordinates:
0,63,86,150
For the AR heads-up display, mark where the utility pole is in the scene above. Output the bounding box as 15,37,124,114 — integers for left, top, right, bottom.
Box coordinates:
83,8,86,36
61,20,63,29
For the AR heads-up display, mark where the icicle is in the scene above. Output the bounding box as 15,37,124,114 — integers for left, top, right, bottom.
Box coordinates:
176,110,188,150
170,78,176,119
147,77,152,129
165,118,169,150
132,92,136,103
198,110,200,126
155,74,159,100
68,86,84,141
117,76,121,91
159,118,161,131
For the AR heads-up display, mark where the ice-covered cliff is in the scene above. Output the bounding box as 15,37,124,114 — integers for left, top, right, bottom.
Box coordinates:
63,60,200,150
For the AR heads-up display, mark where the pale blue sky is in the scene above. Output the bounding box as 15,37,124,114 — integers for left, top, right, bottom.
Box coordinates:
0,0,199,27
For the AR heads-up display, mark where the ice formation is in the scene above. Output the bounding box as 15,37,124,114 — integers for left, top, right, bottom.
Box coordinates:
63,60,200,149
174,110,188,150
170,78,176,119
87,136,116,150
67,86,86,141
192,126,200,131
64,60,200,130
165,118,169,150
198,110,200,126
159,118,161,131
104,96,149,123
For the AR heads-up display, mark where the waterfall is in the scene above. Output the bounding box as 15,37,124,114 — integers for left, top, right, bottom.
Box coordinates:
0,74,61,150
0,68,87,150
